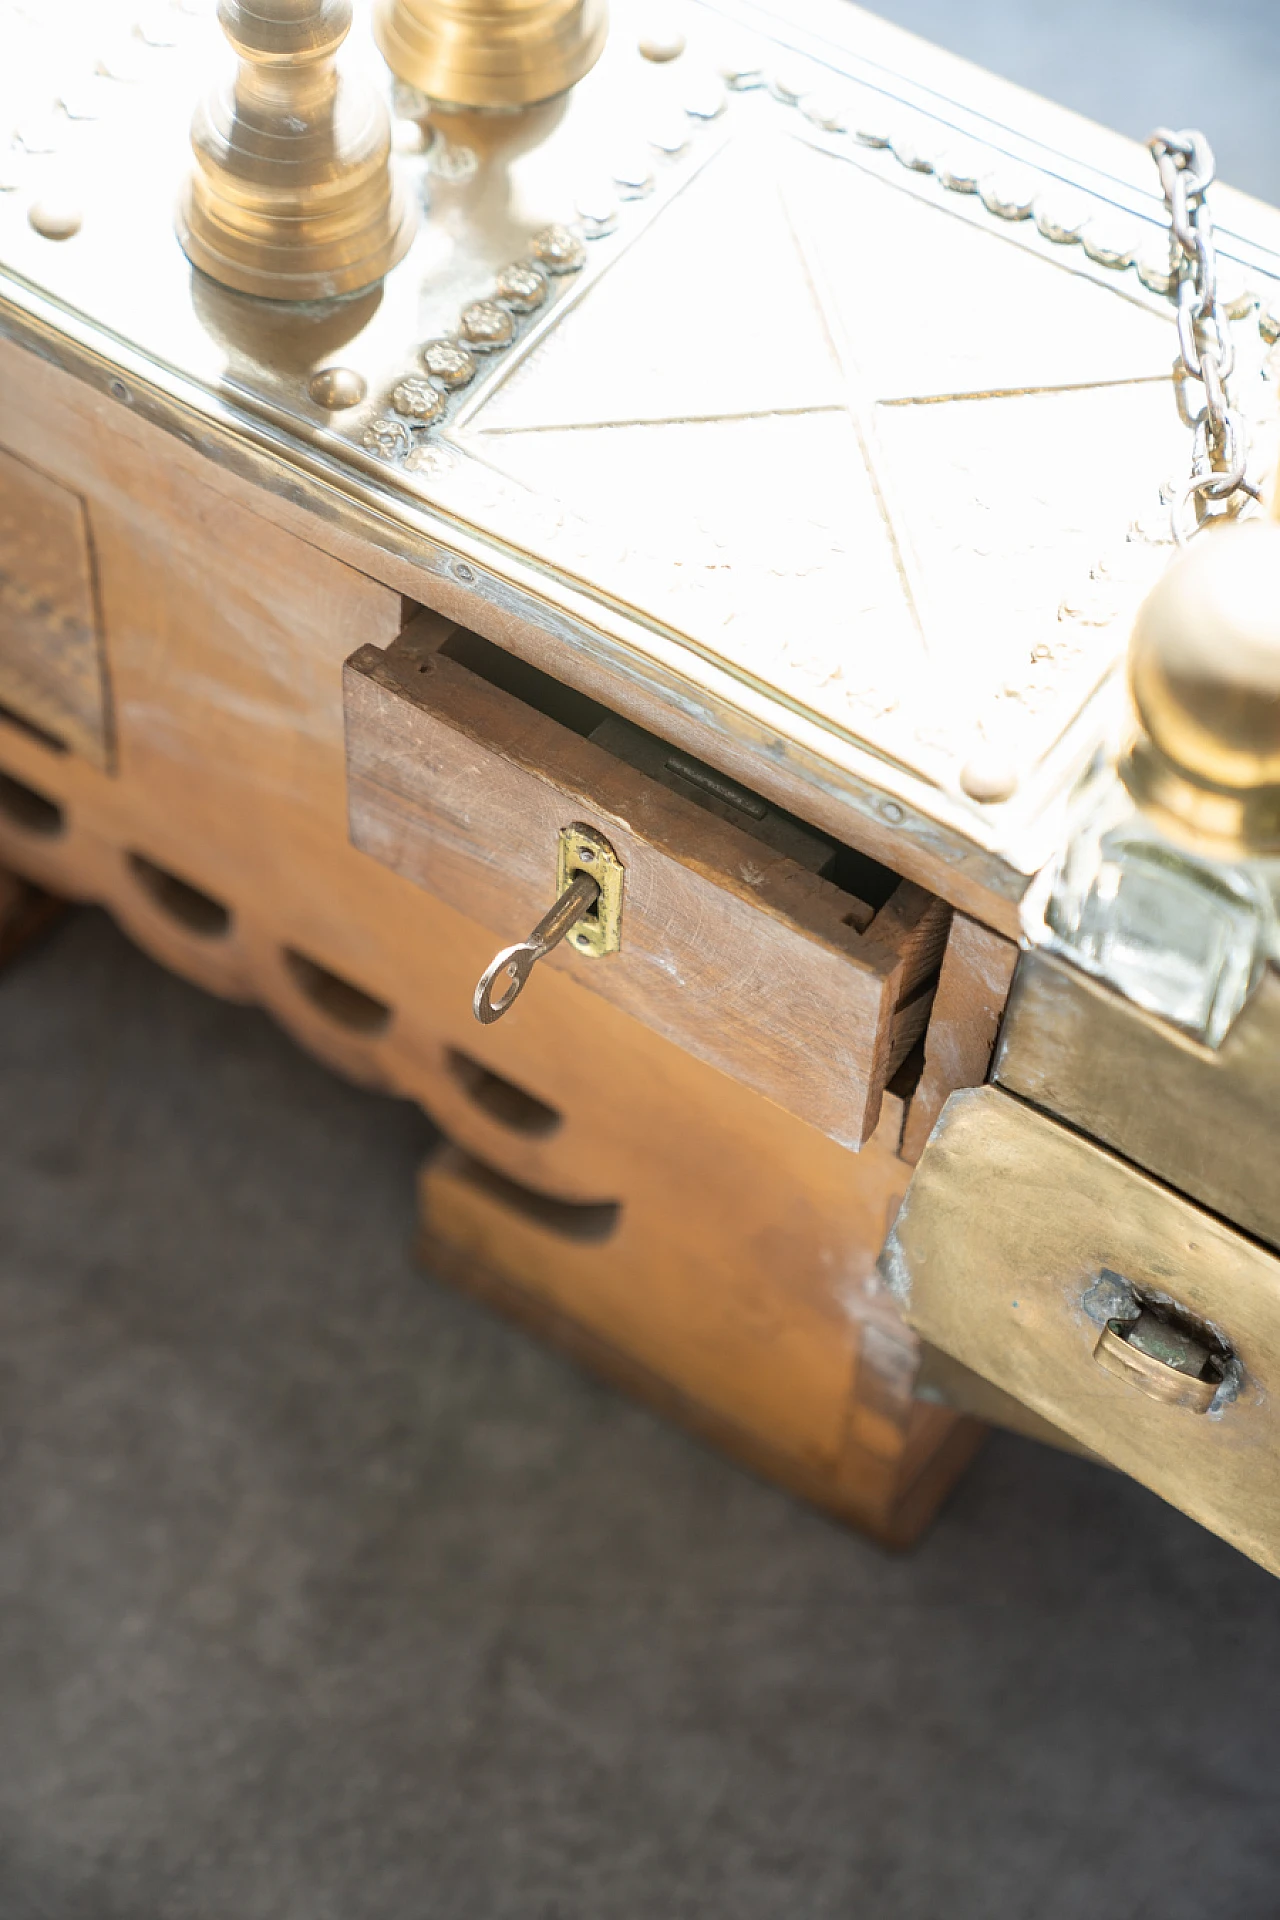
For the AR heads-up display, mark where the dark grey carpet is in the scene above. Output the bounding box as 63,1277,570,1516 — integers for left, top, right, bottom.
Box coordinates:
3,907,1279,1920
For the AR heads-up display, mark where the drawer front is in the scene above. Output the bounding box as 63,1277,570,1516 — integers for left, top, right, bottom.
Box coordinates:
883,1085,1280,1575
345,613,947,1149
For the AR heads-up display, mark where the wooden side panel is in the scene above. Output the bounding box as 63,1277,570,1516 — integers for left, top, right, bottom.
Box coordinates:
901,911,1020,1164
345,614,940,1150
0,334,980,1550
995,949,1280,1253
0,444,111,766
419,1110,984,1546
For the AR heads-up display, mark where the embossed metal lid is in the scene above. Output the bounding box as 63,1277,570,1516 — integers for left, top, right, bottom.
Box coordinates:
3,0,1280,917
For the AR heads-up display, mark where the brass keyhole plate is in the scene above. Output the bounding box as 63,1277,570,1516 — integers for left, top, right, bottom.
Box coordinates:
557,824,624,958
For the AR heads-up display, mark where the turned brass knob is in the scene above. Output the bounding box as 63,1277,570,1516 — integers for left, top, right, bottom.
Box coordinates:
1122,521,1280,858
374,0,608,110
177,0,416,302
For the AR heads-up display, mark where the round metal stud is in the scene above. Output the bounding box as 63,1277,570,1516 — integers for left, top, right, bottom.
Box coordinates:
612,151,655,197
980,169,1038,221
422,339,477,387
720,50,764,90
459,300,516,350
799,93,848,133
850,98,894,148
362,416,414,460
1217,271,1257,321
1081,220,1137,271
427,140,478,184
575,184,619,236
391,376,446,422
308,366,367,410
768,63,814,105
1034,197,1089,245
889,125,937,173
15,119,60,156
28,197,83,240
638,22,685,61
647,113,690,156
934,147,988,193
96,39,148,82
59,78,113,121
529,224,585,273
404,442,456,477
496,261,549,311
682,75,727,119
960,750,1018,804
1136,244,1178,297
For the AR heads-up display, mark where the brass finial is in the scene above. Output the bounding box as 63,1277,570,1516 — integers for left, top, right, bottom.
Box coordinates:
1122,521,1280,859
373,0,608,110
177,0,415,302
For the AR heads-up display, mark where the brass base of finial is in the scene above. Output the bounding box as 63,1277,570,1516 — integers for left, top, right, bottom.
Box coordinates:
1120,738,1280,862
1122,521,1280,860
374,0,608,110
178,3,415,302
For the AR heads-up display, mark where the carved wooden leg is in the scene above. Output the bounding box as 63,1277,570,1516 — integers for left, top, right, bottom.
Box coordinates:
0,866,65,970
418,1086,984,1550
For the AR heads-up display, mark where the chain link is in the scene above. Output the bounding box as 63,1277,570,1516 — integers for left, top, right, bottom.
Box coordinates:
1149,126,1260,544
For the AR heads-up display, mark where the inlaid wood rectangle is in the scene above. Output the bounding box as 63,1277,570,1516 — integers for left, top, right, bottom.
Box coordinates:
0,442,111,767
345,611,949,1149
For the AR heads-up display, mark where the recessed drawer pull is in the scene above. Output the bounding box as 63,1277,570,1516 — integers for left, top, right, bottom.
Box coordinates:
1092,1309,1225,1414
473,825,624,1025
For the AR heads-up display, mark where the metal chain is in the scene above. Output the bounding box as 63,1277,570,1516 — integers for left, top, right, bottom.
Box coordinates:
1149,126,1261,544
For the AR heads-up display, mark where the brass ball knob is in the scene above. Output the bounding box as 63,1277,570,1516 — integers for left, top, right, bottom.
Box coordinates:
374,0,608,110
1123,521,1280,857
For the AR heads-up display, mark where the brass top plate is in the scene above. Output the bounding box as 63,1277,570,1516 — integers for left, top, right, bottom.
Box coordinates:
4,0,1280,915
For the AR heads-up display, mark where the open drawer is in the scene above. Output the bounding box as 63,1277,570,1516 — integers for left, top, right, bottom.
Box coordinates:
344,611,949,1149
883,1084,1280,1576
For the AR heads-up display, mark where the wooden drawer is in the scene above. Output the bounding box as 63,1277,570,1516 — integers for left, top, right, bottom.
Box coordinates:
883,1085,1280,1575
344,612,949,1149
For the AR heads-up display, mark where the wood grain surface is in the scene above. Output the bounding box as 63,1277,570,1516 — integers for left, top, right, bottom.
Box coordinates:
347,612,949,1150
0,333,995,1545
0,444,111,767
901,912,1020,1164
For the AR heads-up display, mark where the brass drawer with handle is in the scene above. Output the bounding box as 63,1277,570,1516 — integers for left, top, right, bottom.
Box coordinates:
344,611,948,1149
883,1084,1280,1575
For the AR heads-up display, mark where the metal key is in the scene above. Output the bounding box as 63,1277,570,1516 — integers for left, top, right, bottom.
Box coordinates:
473,870,602,1025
